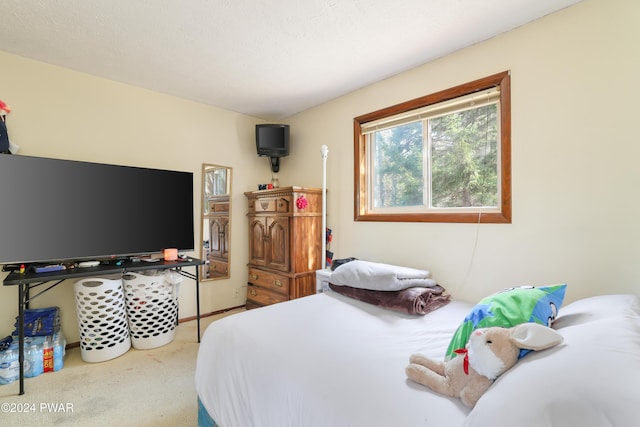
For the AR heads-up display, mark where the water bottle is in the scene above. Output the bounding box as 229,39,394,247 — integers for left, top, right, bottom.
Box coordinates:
53,333,66,371
43,337,54,373
25,344,43,378
0,348,19,385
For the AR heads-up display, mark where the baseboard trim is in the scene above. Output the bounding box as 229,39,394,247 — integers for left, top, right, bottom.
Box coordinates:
178,305,246,323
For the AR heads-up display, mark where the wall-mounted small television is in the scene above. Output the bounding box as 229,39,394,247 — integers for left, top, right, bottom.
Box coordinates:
0,154,194,264
256,124,290,158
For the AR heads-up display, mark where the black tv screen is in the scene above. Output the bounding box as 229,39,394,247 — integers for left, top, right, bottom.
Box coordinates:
256,124,290,158
0,154,194,264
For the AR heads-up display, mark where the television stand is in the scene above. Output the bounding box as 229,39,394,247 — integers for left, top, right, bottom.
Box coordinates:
2,257,204,395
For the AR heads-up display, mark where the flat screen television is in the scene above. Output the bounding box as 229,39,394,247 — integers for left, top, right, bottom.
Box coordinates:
0,154,194,264
256,124,290,158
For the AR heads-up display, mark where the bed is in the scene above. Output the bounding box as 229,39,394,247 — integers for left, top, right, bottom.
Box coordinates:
195,267,640,426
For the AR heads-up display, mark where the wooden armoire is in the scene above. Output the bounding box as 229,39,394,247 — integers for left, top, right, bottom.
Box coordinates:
244,186,323,309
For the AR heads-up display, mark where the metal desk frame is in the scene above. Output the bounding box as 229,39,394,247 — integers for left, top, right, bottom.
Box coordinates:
2,257,204,395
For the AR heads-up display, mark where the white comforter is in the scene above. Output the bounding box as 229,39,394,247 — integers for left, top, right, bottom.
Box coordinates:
195,292,640,427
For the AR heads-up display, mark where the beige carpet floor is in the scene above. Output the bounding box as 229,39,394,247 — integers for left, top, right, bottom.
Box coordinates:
0,308,244,427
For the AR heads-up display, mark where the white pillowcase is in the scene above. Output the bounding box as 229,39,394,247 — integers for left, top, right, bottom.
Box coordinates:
329,260,437,291
463,294,640,427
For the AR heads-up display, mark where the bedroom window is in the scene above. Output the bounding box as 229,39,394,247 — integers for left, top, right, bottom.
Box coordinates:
354,71,511,223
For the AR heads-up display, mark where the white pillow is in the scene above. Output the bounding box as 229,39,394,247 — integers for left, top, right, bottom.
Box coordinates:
463,294,640,427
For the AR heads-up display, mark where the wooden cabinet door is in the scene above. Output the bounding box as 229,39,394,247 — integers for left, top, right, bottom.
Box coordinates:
209,217,224,259
210,217,230,259
266,216,290,272
249,216,290,272
248,217,268,267
221,218,230,259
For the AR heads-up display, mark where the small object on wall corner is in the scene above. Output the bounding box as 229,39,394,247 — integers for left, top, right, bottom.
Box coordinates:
0,99,19,154
0,99,11,153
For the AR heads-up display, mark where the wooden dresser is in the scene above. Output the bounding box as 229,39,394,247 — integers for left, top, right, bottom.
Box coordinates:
244,186,323,309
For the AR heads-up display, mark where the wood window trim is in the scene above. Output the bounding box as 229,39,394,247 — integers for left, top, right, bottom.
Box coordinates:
353,71,512,223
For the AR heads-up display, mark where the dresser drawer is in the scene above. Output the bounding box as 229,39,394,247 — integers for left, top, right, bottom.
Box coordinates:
275,196,292,213
248,196,292,214
250,198,277,213
247,283,288,307
208,259,228,275
248,268,289,295
210,201,229,212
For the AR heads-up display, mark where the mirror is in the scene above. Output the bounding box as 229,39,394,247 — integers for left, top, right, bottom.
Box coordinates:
200,164,232,280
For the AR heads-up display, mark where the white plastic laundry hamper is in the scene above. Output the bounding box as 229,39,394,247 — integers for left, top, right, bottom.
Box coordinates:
74,277,131,363
122,271,179,350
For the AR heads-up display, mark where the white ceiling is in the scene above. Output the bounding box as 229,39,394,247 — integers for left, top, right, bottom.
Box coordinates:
0,0,581,121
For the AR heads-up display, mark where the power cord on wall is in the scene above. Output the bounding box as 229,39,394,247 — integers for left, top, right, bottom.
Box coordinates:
460,209,482,290
460,95,493,290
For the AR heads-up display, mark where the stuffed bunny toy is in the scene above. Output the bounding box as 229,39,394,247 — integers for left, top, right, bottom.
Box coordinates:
405,322,563,408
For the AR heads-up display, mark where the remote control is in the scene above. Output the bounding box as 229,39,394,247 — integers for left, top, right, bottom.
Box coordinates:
34,265,66,273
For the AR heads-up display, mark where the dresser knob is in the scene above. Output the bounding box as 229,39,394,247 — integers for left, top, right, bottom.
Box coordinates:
274,279,282,287
250,289,257,296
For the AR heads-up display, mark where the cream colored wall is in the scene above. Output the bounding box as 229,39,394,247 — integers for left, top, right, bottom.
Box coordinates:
1,0,637,343
285,0,640,304
0,52,269,342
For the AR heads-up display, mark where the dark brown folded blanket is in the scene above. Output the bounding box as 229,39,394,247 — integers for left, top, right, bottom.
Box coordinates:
328,283,450,315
